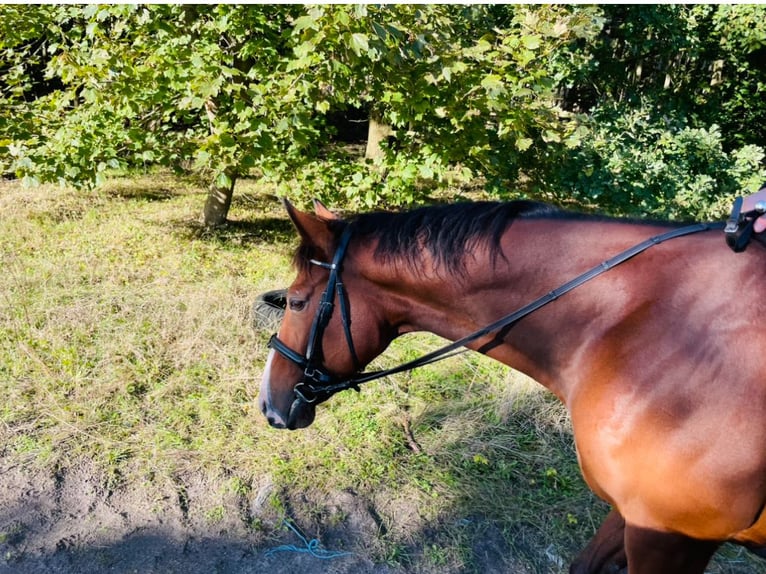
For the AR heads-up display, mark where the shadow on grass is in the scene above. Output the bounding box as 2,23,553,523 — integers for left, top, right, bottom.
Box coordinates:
101,173,206,203
172,217,297,247
105,184,178,203
392,389,766,574
400,385,606,573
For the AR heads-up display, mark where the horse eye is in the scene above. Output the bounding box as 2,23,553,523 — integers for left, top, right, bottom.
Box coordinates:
288,298,306,312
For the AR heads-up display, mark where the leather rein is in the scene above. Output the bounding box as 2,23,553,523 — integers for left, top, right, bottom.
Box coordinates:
269,216,745,406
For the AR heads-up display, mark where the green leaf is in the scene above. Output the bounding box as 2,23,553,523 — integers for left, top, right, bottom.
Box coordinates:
191,54,204,69
219,134,236,148
480,74,506,97
215,171,232,189
334,10,349,27
292,15,315,33
419,164,434,179
522,34,541,50
372,21,388,41
349,33,369,57
21,174,40,187
516,137,534,151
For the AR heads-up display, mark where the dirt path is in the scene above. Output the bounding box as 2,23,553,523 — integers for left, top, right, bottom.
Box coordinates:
0,463,379,574
0,459,527,574
5,456,765,574
0,460,385,574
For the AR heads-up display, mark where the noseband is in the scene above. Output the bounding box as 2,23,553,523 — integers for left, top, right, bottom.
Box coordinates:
269,218,728,407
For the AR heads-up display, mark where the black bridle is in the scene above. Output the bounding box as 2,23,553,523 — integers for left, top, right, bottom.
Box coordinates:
269,218,736,407
267,225,361,404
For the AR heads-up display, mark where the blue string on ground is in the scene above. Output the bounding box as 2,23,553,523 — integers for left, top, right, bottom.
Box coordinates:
265,519,354,560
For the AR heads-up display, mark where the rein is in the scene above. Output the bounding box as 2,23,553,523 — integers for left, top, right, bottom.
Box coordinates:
269,220,726,405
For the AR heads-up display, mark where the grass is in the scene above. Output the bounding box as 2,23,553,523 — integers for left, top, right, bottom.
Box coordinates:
1,173,764,573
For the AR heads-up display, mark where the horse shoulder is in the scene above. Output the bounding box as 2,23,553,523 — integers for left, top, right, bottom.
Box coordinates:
564,239,766,539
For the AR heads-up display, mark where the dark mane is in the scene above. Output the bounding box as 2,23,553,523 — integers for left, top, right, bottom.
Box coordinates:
293,200,687,277
348,200,559,276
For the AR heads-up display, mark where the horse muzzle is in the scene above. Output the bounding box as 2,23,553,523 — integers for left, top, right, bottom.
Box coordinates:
260,394,316,430
286,396,316,429
260,348,317,430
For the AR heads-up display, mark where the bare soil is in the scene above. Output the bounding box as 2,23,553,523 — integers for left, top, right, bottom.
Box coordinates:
0,457,529,574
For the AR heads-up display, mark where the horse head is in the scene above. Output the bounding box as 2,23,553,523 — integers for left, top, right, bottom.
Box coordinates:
259,200,396,430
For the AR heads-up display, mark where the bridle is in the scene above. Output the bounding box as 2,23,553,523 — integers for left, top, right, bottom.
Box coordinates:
269,216,740,407
267,225,360,405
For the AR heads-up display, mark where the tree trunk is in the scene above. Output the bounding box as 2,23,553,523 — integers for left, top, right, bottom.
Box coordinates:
365,113,393,161
201,169,237,227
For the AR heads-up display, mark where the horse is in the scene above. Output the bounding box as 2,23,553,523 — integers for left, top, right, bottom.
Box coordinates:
259,198,766,573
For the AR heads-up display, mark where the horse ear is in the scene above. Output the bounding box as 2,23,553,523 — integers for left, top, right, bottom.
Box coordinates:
313,198,339,221
283,198,335,257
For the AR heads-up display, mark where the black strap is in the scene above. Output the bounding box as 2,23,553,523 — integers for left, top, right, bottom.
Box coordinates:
304,227,354,367
271,220,724,404
336,280,361,372
268,226,360,401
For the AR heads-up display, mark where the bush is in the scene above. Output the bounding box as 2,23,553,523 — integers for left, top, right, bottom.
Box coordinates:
540,102,766,220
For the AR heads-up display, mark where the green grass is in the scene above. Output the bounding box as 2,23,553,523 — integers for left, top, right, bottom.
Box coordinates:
1,173,763,573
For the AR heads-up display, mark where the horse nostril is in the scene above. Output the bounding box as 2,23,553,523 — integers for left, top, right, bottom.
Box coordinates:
267,415,286,429
262,402,288,429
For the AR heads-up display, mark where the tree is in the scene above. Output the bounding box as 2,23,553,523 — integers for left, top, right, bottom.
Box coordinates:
1,5,313,226
543,5,766,219
1,5,601,219
561,5,766,151
2,5,764,222
265,4,603,206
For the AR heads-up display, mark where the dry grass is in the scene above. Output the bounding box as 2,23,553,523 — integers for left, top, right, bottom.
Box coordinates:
0,176,286,477
0,174,763,573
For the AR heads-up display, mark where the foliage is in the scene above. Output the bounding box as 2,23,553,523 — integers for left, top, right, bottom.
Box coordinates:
563,5,708,112
537,4,766,219
1,5,312,190
539,102,766,220
279,4,602,207
1,5,601,209
2,5,766,217
706,5,766,149
561,5,766,156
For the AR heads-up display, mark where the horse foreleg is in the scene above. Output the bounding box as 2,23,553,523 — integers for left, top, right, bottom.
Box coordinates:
624,524,719,574
570,509,627,574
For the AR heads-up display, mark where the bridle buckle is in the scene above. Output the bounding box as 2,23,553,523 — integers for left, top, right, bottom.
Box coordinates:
294,382,319,404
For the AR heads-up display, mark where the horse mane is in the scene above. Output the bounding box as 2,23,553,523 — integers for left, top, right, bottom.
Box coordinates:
347,200,560,277
293,200,686,277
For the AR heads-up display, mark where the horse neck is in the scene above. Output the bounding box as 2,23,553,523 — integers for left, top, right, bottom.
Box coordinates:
356,217,678,401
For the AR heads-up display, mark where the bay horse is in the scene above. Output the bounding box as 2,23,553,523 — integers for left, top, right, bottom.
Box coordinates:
259,198,766,573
